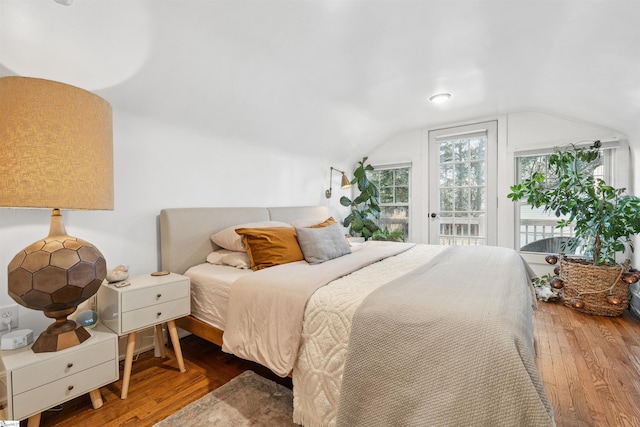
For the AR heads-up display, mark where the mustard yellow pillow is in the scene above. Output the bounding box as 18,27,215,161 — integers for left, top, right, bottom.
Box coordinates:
308,217,336,228
235,227,304,271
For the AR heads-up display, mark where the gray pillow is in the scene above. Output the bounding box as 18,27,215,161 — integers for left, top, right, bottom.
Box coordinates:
295,223,352,264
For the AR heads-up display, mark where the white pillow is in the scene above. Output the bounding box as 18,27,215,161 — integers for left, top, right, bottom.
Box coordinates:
221,252,251,269
206,249,251,269
210,221,291,252
206,249,234,264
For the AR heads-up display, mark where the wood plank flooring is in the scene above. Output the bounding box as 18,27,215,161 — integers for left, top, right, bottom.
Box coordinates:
28,302,640,426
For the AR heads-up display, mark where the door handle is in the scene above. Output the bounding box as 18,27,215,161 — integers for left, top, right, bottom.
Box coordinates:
430,212,437,218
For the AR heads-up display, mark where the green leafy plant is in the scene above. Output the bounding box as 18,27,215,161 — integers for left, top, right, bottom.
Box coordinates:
371,227,405,242
508,140,640,265
340,157,380,240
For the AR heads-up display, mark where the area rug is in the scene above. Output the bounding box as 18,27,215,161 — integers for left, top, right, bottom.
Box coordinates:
154,370,299,426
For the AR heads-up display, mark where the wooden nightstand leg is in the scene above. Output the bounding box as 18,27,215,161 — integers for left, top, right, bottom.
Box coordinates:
89,388,104,409
167,320,186,373
27,412,41,427
154,324,166,358
121,331,137,399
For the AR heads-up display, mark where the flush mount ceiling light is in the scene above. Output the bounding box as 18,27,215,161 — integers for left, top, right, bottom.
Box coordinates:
429,93,451,103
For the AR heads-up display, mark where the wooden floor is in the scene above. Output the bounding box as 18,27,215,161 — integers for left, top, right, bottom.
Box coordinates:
534,302,640,426
28,302,640,427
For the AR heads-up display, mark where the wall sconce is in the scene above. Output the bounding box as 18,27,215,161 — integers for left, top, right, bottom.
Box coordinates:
325,167,352,198
0,76,113,353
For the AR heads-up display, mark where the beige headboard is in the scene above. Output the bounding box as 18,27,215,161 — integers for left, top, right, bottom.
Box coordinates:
159,206,329,274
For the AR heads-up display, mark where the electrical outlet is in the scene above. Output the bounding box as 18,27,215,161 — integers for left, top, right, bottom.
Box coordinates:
0,305,18,331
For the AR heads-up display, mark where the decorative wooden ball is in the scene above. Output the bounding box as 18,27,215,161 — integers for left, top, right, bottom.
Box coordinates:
545,255,558,265
606,295,623,305
621,273,639,285
570,298,585,309
553,266,561,276
550,277,564,289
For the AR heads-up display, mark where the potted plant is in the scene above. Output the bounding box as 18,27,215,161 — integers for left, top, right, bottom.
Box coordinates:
340,157,380,240
508,140,640,315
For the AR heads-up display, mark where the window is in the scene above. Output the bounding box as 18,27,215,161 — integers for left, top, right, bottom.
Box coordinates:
427,121,497,246
515,143,616,253
367,164,410,241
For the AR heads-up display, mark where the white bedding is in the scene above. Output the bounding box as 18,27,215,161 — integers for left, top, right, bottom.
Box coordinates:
183,263,252,330
184,244,448,426
181,243,548,427
180,245,446,427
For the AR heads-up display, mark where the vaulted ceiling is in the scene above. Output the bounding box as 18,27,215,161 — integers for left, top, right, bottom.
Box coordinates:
1,0,639,158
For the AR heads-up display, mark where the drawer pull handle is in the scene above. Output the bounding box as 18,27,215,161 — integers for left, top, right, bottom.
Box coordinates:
157,293,162,299
157,312,162,317
67,363,73,368
68,385,74,391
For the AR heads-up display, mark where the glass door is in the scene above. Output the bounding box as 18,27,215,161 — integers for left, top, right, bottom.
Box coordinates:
428,121,497,245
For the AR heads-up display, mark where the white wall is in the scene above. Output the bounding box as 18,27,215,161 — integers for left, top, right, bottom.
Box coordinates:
0,110,351,335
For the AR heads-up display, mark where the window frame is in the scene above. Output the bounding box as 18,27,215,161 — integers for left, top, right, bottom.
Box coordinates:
368,162,412,241
513,139,625,255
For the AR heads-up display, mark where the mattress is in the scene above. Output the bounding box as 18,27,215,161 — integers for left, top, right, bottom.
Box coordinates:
183,263,252,330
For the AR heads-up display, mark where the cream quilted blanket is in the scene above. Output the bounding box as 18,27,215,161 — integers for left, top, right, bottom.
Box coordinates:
292,244,447,426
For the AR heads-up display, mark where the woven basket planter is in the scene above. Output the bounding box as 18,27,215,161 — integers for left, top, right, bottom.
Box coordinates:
559,256,630,316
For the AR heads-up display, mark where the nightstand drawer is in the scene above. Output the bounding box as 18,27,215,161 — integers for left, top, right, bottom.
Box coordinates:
121,297,190,333
12,360,116,420
121,280,190,312
12,339,116,395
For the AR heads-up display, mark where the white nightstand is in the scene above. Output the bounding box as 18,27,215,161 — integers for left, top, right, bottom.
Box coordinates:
0,324,118,427
97,272,190,399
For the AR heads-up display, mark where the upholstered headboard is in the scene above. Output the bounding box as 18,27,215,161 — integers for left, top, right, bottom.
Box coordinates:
159,206,329,274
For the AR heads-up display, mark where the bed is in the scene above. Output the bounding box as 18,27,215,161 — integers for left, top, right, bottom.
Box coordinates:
159,206,555,427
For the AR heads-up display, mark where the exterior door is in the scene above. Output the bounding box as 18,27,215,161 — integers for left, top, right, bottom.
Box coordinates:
427,121,497,245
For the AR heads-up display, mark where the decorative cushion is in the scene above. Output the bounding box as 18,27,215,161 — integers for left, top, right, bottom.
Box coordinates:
210,221,291,252
235,226,304,271
295,222,352,264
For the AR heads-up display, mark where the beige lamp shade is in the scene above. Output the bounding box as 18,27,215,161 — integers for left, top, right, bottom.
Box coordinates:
0,76,114,210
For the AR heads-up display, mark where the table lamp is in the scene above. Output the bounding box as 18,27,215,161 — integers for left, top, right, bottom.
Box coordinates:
0,76,113,353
